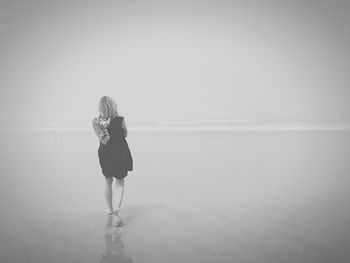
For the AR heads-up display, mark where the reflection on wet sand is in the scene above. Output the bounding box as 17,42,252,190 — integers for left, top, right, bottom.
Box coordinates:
99,215,133,263
1,132,350,262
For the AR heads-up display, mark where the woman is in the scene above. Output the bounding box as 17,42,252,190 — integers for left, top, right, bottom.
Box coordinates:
92,96,133,226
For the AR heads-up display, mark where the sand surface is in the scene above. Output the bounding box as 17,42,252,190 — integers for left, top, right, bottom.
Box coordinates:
0,130,350,263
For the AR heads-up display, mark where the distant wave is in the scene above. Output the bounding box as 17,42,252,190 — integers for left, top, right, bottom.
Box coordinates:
153,118,269,125
0,119,350,131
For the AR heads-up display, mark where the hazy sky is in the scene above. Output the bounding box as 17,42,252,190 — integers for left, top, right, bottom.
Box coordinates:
1,0,349,125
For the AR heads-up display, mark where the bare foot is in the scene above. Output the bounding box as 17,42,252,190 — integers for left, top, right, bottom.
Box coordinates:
105,209,113,215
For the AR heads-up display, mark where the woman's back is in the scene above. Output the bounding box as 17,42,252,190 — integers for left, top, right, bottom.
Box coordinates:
98,115,133,173
105,116,126,144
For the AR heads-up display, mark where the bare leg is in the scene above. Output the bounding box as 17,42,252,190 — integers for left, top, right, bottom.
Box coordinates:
104,176,113,214
114,178,125,214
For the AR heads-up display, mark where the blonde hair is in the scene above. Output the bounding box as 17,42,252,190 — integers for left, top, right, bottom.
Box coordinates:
98,96,119,119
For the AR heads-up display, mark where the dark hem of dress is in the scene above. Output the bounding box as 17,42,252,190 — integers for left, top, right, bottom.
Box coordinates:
103,170,128,180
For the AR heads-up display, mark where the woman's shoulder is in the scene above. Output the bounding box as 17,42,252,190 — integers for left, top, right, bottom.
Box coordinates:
115,115,124,121
110,115,124,124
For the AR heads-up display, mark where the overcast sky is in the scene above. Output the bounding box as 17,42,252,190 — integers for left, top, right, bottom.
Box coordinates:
1,0,349,125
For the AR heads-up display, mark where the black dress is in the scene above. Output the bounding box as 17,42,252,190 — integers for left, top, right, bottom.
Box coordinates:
98,116,133,179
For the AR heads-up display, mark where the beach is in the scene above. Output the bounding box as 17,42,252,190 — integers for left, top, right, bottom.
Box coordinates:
0,130,349,263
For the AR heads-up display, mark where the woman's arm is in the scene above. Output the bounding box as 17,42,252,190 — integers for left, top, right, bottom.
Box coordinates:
121,118,128,137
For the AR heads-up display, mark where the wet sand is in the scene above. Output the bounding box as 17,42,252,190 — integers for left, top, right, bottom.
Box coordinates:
0,130,350,263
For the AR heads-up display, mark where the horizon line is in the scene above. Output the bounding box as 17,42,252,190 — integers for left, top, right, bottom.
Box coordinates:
1,118,350,131
1,125,350,132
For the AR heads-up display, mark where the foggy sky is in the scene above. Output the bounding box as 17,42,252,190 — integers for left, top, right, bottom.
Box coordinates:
1,0,349,125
